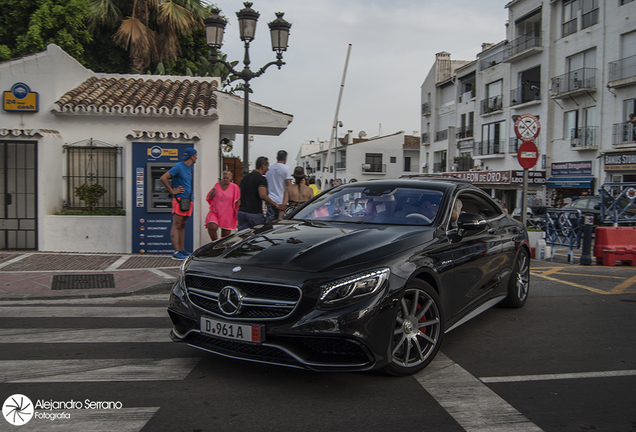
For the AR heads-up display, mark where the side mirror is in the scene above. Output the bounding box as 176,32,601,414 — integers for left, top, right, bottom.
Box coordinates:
457,212,487,230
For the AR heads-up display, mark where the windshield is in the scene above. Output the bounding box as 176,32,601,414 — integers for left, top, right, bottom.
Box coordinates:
291,185,444,226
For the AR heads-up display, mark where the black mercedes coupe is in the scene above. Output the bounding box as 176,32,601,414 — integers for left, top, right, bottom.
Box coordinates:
168,178,530,375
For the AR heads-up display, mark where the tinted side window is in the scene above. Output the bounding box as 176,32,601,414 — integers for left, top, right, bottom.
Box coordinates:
457,192,502,219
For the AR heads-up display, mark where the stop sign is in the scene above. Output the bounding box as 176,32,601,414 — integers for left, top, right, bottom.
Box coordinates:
517,141,539,169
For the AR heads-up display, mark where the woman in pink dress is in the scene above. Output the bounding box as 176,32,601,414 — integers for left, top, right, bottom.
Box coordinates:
206,171,240,241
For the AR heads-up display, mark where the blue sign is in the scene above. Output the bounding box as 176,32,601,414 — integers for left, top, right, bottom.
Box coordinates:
550,160,592,176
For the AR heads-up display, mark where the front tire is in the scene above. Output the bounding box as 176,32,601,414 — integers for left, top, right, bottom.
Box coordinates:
500,248,530,308
384,280,443,376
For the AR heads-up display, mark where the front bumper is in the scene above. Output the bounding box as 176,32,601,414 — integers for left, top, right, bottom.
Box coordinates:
167,272,400,372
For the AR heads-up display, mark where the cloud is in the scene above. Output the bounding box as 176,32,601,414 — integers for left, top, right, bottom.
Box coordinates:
208,0,508,165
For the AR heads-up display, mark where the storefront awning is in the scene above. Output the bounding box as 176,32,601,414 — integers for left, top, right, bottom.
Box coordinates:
546,176,594,188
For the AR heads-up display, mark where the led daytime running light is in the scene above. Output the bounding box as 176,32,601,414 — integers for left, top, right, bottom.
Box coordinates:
320,268,390,302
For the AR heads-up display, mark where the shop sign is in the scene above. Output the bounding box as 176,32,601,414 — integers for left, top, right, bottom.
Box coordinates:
511,170,546,184
449,170,511,184
604,152,636,171
3,83,38,112
551,160,592,176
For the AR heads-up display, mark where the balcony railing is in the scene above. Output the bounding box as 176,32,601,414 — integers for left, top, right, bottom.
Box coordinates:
475,139,506,156
456,126,474,139
421,132,430,145
480,95,503,115
563,17,577,37
570,126,598,149
361,163,386,173
435,129,448,142
582,8,599,29
609,54,636,83
421,102,431,116
454,158,474,171
479,51,505,71
458,139,475,150
550,68,597,97
506,32,543,58
510,86,541,106
509,137,521,154
433,161,447,173
612,123,636,145
335,161,346,169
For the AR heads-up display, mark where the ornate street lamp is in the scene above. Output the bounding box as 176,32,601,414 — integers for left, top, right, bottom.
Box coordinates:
205,2,291,175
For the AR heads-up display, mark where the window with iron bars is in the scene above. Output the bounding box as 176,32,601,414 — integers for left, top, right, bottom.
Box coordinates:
63,139,123,210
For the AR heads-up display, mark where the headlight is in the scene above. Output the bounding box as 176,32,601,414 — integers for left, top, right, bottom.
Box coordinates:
319,268,390,306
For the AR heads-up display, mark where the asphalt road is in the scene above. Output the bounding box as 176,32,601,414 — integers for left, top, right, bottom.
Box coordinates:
1,260,635,432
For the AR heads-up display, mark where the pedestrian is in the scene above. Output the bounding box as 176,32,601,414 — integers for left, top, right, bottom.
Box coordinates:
205,170,240,242
237,156,282,230
308,177,321,196
279,166,314,218
160,147,197,260
264,150,292,222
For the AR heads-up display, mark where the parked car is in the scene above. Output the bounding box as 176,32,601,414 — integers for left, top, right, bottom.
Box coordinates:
512,205,550,230
168,178,530,376
560,196,636,225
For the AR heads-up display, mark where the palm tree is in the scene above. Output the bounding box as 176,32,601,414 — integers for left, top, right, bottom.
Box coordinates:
89,0,208,73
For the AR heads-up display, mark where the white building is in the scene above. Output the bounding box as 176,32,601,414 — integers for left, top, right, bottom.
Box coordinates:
0,44,292,252
421,0,636,211
296,131,421,189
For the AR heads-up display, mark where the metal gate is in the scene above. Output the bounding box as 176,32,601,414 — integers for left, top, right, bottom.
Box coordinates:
0,141,37,249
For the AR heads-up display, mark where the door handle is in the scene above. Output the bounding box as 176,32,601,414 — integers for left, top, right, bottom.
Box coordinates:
5,193,11,206
488,228,496,235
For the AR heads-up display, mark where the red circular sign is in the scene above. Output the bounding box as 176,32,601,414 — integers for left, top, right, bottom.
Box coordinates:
517,141,539,169
514,113,541,141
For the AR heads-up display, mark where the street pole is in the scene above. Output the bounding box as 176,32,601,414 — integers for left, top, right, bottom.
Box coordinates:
522,168,528,227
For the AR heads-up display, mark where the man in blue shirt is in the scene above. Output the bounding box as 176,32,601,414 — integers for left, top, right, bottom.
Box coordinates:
160,147,197,260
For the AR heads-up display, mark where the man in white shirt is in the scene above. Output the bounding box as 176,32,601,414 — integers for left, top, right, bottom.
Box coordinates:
264,150,292,222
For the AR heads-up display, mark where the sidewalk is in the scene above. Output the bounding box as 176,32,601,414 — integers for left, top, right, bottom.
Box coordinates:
0,251,180,300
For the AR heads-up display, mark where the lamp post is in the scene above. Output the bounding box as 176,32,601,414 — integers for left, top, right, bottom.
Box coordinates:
204,3,291,175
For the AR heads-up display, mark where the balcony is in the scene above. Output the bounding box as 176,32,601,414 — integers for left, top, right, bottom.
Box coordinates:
480,95,503,115
608,54,636,88
454,157,474,171
509,137,521,154
433,161,447,173
510,86,541,107
475,139,506,156
570,126,598,150
435,129,448,142
421,132,430,145
361,163,386,174
563,17,577,37
421,102,431,116
612,123,636,146
582,8,599,29
479,51,505,71
504,32,543,63
550,68,597,98
456,126,474,140
335,161,346,169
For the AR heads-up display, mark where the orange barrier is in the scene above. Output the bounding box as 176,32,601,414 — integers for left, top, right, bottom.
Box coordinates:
594,226,636,266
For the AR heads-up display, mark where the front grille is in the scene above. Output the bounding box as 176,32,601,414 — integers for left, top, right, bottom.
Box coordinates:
185,275,301,321
186,332,373,368
188,332,296,363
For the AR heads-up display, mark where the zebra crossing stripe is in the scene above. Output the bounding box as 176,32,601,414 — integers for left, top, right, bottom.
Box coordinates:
17,408,160,432
415,353,544,432
0,306,167,318
0,328,170,343
0,358,200,383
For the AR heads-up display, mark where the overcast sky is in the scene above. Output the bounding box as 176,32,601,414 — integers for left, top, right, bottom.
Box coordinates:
206,0,510,167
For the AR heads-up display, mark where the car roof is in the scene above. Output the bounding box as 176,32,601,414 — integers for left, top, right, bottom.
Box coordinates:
342,177,476,193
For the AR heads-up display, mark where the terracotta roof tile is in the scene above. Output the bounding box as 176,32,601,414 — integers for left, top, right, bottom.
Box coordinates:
53,76,218,117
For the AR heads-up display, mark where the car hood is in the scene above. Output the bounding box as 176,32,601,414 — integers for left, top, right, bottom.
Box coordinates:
194,220,434,273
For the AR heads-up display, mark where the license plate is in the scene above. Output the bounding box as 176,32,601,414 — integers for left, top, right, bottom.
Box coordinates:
200,316,265,343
